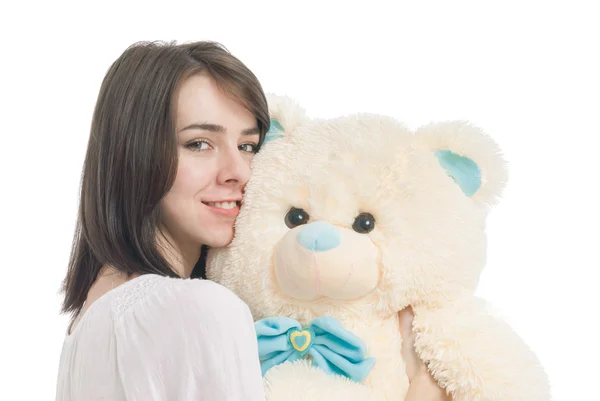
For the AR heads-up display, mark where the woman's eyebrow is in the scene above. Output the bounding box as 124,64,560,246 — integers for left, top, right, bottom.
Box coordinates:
242,127,260,136
179,123,225,133
178,123,259,135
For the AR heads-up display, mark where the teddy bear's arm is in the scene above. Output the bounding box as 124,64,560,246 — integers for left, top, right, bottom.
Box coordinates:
412,298,550,401
262,359,375,401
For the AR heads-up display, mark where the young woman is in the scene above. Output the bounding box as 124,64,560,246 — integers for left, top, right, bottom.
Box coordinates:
56,40,450,400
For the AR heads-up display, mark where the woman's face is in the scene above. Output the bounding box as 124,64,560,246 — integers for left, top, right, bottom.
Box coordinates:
160,73,260,259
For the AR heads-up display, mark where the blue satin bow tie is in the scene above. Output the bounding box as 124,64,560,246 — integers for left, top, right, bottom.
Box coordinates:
255,316,376,383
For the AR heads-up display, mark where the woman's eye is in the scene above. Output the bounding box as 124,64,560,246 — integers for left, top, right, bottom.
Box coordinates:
239,143,258,153
186,140,212,151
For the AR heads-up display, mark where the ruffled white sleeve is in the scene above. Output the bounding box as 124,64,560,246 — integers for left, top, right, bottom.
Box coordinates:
113,278,266,401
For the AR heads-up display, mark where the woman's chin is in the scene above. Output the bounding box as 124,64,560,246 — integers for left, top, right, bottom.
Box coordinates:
201,228,235,249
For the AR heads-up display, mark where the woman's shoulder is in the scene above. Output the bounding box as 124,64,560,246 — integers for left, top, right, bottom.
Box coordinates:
65,274,252,346
110,274,250,322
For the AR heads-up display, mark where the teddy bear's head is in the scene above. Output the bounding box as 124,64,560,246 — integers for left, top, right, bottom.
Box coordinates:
206,94,507,320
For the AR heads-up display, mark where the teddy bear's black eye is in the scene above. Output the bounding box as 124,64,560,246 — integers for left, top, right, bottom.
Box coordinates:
352,213,375,234
285,207,310,228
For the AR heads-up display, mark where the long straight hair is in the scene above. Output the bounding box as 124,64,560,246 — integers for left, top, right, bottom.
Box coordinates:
61,41,269,319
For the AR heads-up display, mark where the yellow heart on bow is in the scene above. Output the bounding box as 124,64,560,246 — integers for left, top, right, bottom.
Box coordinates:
289,329,312,352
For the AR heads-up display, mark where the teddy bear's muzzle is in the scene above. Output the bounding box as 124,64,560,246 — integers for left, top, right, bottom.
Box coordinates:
273,221,380,301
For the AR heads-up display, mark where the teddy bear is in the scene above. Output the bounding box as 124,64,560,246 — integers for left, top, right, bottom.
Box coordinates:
206,94,550,401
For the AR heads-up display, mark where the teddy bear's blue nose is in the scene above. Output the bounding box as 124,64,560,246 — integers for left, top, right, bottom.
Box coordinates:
296,221,341,252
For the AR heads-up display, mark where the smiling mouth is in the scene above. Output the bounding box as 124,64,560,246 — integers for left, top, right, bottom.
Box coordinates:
202,201,241,210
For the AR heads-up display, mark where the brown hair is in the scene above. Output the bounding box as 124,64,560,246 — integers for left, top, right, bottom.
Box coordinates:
60,40,269,318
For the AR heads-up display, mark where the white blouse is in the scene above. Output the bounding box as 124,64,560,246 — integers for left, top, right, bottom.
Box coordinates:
55,274,266,400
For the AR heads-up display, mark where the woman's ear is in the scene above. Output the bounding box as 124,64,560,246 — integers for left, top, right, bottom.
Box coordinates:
263,93,307,144
413,120,508,208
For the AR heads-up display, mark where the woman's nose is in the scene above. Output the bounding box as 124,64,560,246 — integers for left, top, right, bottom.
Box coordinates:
217,146,251,186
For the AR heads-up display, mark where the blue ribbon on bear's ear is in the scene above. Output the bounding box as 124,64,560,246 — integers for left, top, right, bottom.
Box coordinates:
263,118,285,144
434,149,481,196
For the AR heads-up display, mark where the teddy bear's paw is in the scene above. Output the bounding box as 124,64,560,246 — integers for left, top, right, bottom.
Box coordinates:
412,299,551,401
263,359,375,401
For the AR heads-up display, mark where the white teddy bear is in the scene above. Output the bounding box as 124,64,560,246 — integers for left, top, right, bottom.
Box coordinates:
207,94,550,401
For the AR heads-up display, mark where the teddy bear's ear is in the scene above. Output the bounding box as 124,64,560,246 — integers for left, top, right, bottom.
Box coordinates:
263,93,307,144
413,121,508,207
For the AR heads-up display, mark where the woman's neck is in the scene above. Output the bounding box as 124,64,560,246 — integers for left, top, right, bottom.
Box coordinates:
156,231,201,278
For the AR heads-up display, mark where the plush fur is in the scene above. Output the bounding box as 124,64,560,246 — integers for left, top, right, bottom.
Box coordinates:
206,94,549,400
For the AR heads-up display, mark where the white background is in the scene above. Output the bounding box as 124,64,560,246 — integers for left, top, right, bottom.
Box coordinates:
1,1,598,400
